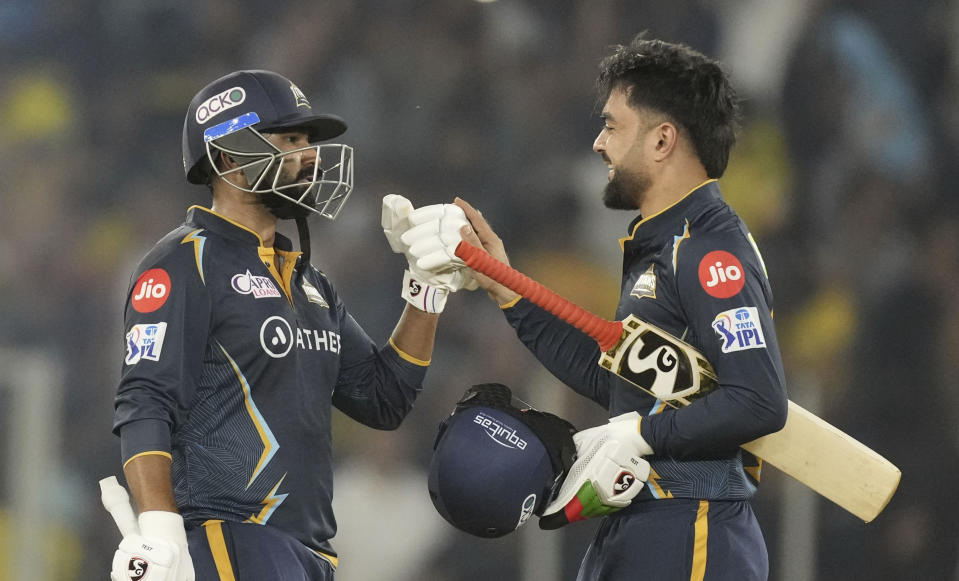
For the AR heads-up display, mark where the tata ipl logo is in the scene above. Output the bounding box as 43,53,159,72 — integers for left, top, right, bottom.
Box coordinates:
195,87,246,124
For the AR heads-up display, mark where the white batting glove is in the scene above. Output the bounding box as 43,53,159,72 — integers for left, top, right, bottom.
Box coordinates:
400,203,472,273
110,512,194,581
382,195,476,313
539,412,652,529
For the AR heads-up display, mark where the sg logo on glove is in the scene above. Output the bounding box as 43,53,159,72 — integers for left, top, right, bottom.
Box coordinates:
128,556,149,580
613,471,636,494
408,279,423,297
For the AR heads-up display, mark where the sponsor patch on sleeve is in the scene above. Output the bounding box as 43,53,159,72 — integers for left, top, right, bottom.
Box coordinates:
125,322,168,365
711,307,766,353
698,250,745,298
131,268,171,313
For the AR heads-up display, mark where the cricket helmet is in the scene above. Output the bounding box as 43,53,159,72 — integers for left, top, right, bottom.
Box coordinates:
428,383,577,538
182,70,354,220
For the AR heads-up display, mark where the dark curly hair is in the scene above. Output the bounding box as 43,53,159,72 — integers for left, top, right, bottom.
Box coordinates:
597,36,741,178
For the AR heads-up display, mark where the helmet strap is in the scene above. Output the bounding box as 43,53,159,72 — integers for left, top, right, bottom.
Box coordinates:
295,215,311,272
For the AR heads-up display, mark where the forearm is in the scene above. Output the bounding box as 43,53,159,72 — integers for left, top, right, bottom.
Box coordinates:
123,453,178,513
505,299,611,406
642,379,788,458
390,303,440,362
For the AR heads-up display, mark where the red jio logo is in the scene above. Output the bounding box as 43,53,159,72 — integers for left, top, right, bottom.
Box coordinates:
698,251,745,298
132,268,171,313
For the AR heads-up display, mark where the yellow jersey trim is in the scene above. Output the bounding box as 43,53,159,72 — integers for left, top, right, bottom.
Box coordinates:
202,520,237,581
619,179,717,251
189,205,266,245
123,450,172,469
690,500,709,581
180,229,208,284
499,295,522,309
311,548,340,569
389,337,430,366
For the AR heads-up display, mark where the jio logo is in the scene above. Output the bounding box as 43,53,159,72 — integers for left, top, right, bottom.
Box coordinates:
131,268,171,313
260,316,294,358
697,250,745,298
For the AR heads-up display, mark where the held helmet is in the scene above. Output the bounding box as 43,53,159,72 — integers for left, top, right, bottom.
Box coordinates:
428,383,577,538
182,70,354,220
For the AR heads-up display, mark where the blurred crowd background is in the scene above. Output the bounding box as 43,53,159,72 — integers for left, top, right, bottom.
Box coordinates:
2,0,958,579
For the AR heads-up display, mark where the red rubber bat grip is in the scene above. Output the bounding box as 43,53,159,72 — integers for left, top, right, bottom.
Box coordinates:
455,241,623,351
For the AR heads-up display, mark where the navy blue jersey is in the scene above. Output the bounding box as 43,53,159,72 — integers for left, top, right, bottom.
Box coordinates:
113,206,427,558
504,180,787,501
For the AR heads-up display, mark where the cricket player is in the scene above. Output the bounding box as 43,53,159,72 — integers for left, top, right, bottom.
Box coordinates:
415,37,789,580
108,70,472,580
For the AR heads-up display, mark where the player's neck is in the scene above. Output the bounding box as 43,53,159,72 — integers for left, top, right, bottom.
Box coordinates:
637,159,709,218
210,192,279,247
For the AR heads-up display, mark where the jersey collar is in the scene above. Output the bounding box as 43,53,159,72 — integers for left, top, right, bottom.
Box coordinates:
186,205,294,251
619,180,721,252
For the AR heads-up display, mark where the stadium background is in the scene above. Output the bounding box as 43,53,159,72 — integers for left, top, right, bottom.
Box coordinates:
1,0,958,579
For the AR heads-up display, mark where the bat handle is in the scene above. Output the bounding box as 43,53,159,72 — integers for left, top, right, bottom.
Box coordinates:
455,241,623,351
99,476,140,538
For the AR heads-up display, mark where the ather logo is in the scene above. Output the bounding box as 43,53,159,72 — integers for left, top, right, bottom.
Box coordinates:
260,316,294,358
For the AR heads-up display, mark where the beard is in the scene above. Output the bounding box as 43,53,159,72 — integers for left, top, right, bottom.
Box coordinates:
260,164,319,220
602,164,651,211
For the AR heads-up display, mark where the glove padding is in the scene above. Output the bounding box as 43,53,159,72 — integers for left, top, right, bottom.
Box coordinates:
539,412,652,530
110,512,195,581
382,195,477,313
400,203,474,275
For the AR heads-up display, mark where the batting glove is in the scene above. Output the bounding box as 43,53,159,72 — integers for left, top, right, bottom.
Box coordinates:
110,512,195,581
539,412,652,530
382,195,476,314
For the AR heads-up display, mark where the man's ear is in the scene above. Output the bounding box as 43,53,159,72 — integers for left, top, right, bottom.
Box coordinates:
216,150,238,170
650,122,679,162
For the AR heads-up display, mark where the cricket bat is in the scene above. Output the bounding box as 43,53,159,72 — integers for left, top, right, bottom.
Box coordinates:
455,241,901,522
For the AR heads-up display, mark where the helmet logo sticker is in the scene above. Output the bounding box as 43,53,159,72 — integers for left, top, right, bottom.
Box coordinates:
195,86,247,124
289,83,310,108
516,493,537,528
473,412,528,450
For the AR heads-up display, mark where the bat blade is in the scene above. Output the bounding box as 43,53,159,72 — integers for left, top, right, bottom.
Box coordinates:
742,402,901,522
454,241,901,522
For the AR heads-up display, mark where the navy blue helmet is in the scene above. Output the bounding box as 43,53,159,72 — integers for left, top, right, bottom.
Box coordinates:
428,383,576,538
182,70,354,220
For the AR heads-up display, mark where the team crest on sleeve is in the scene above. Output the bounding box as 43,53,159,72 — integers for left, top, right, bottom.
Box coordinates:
630,264,657,299
301,280,329,308
131,268,171,313
125,322,168,365
698,251,744,298
711,307,766,353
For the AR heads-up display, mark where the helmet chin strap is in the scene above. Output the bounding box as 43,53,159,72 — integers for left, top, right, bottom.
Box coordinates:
294,214,311,272
258,192,312,271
